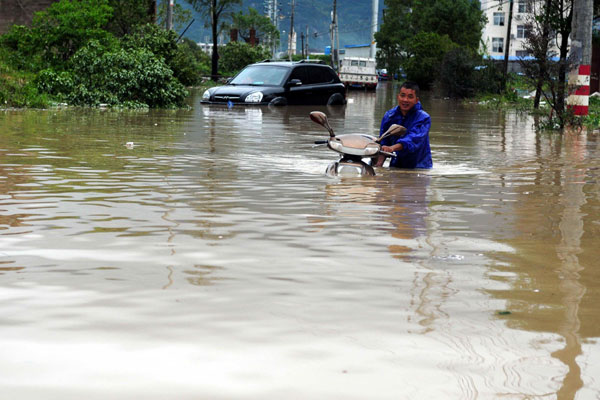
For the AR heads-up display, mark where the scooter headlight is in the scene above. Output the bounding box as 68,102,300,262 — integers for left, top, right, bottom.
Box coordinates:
245,91,263,103
202,89,211,100
328,139,344,153
363,143,380,156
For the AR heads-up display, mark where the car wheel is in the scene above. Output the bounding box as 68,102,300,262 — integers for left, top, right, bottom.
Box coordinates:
327,93,345,105
269,96,288,106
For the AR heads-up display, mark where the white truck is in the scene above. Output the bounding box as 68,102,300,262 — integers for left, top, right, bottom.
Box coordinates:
338,57,378,90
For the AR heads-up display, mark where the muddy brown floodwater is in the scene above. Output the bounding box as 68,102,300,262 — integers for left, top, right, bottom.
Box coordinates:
1,83,599,399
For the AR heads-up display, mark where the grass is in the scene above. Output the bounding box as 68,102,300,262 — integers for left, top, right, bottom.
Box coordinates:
0,58,50,108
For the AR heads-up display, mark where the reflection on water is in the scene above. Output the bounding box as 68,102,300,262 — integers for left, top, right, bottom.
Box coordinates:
1,85,600,399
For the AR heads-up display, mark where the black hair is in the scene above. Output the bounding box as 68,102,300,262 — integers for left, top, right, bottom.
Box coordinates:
400,81,420,98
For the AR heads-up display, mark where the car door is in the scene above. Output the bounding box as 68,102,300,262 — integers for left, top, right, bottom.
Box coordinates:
285,66,311,105
305,66,339,104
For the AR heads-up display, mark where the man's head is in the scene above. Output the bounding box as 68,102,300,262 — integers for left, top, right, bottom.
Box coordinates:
397,81,420,115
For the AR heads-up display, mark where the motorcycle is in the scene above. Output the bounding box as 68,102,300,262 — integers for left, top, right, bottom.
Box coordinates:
309,111,406,176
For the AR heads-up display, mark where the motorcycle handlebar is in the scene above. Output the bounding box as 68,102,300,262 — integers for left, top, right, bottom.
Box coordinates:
314,140,329,145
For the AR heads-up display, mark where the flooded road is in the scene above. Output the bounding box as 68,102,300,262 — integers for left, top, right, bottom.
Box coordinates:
1,83,599,399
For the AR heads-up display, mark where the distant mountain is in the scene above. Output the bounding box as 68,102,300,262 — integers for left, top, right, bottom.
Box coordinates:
174,0,384,52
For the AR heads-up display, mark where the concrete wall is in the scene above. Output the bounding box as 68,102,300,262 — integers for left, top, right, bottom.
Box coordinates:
0,0,59,34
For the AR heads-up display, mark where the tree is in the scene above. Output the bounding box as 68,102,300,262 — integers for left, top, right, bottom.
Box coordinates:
411,0,486,50
376,0,485,88
186,0,241,80
520,0,573,128
219,41,270,74
375,0,413,79
229,7,279,49
105,0,156,36
403,32,457,88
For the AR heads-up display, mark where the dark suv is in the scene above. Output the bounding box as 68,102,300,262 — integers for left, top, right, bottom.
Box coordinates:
201,60,346,106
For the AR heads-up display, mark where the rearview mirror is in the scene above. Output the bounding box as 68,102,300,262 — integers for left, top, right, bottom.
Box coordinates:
376,124,406,143
309,111,335,137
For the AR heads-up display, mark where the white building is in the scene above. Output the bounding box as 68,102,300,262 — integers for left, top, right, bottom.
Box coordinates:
480,0,562,67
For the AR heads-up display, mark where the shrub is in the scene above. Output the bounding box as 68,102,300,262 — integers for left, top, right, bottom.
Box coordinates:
57,40,187,107
170,38,211,86
437,47,503,98
0,0,114,71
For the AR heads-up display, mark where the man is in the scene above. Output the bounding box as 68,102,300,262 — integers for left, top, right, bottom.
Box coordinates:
375,81,432,169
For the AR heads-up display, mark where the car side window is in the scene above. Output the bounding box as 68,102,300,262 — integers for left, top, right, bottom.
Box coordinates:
305,67,334,84
288,66,308,84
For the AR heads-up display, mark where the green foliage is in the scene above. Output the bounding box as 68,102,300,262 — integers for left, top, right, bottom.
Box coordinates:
219,42,271,75
172,38,212,85
229,7,279,48
25,0,113,69
376,0,485,87
186,0,242,79
403,32,457,89
438,48,503,98
157,0,194,32
0,0,211,107
0,60,50,108
64,40,187,107
411,0,486,50
122,23,179,64
106,0,156,36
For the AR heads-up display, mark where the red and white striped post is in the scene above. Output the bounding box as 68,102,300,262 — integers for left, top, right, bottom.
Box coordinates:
567,64,591,116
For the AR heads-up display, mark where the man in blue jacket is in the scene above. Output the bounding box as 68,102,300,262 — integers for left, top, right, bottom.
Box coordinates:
375,81,432,169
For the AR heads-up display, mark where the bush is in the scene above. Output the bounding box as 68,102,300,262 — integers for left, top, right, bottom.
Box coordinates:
54,40,188,107
1,0,114,71
438,47,504,98
171,38,211,86
219,42,271,75
122,23,178,64
1,61,49,108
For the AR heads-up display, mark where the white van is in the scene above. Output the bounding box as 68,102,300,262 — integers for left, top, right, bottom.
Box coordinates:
338,57,378,90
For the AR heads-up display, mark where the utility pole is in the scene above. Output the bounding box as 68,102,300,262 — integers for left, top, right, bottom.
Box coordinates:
502,0,514,90
289,0,295,60
330,0,337,70
166,0,173,31
567,0,594,116
370,0,378,59
265,0,279,58
300,32,305,58
306,25,309,59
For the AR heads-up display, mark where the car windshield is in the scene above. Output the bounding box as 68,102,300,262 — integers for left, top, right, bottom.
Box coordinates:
229,65,288,86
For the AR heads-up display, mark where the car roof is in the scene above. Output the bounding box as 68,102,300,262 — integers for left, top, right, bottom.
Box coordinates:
251,60,331,68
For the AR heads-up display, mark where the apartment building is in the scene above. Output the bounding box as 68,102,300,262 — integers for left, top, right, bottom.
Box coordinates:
480,0,561,68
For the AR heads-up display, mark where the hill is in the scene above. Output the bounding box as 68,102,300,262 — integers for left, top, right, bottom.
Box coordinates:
176,0,384,52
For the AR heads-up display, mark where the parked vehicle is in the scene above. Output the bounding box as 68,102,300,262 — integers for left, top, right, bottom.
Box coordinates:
201,60,346,106
338,57,378,90
309,111,405,176
377,68,389,81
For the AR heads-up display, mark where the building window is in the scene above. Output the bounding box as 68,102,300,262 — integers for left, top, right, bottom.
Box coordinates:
515,50,530,58
493,12,505,26
517,25,529,38
492,37,504,53
518,0,531,13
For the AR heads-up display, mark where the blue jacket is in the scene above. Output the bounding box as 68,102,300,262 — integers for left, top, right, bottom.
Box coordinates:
379,102,432,169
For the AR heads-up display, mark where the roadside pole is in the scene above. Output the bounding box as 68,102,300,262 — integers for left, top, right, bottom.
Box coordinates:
502,0,514,90
166,0,173,31
370,0,378,59
331,0,337,70
567,0,594,116
289,0,295,60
